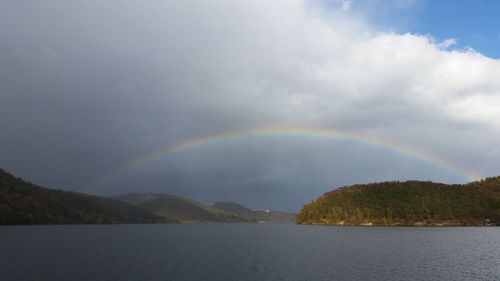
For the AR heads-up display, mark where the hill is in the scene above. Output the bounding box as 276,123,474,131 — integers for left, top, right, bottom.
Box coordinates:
212,201,296,223
0,168,293,225
115,194,254,223
297,178,500,226
0,169,161,224
212,201,256,217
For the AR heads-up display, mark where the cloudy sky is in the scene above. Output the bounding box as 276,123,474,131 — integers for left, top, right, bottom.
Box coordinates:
1,0,500,211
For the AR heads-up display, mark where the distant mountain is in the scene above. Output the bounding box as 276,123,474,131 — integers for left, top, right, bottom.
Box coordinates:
212,201,255,217
0,169,161,225
212,201,296,223
252,209,297,223
297,178,500,226
115,194,254,223
0,168,294,225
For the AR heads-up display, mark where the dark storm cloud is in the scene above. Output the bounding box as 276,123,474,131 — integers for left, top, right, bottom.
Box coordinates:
1,0,500,211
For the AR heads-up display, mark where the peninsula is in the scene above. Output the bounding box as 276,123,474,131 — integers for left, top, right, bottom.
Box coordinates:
297,178,500,226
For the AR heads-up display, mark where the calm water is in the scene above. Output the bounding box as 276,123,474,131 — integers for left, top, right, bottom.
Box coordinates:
1,224,499,281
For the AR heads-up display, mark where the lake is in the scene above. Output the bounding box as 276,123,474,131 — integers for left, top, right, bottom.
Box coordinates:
1,224,499,281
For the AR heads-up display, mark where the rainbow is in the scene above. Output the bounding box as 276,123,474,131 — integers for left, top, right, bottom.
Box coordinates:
86,126,482,191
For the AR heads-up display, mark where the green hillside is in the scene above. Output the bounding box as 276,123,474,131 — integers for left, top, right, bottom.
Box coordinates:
297,178,500,226
115,194,253,223
0,169,161,224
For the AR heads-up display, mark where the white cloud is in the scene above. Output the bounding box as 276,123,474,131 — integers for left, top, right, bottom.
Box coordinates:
147,0,500,173
436,38,457,49
340,0,352,11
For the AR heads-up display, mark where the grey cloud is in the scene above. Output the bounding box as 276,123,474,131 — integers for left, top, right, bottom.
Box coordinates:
1,0,499,211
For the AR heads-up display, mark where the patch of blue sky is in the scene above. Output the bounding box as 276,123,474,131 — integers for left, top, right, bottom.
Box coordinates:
317,0,500,58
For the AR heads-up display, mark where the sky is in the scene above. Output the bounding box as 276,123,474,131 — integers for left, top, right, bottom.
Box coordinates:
1,0,499,211
338,0,500,58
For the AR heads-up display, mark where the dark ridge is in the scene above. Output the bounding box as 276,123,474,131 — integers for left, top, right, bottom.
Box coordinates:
0,169,161,225
114,194,253,223
212,201,255,217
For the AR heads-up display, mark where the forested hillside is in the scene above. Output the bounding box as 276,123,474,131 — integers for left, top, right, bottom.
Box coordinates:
297,178,500,226
0,169,161,224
